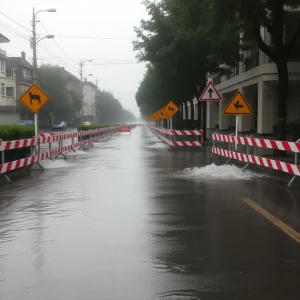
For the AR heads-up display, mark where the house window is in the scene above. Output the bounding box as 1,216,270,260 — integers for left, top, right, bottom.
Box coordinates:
23,68,32,79
6,69,15,77
6,87,14,97
0,60,5,73
1,83,5,96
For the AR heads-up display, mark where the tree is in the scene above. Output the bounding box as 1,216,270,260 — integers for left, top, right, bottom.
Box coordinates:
212,0,300,141
96,90,136,124
37,64,70,123
134,0,240,129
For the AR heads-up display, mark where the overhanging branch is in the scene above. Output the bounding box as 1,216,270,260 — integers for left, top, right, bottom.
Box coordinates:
253,26,276,62
285,20,300,58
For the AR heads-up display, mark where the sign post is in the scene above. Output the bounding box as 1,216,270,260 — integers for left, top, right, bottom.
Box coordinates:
162,101,179,130
199,81,221,134
20,83,50,153
223,91,252,151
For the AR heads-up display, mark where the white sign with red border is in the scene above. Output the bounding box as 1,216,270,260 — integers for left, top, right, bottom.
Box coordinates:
199,81,221,101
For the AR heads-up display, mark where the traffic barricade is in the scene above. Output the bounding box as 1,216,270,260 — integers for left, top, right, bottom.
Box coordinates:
211,132,300,187
149,126,203,147
0,126,120,182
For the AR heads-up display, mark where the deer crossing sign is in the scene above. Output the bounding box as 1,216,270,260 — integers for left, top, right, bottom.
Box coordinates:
20,84,50,114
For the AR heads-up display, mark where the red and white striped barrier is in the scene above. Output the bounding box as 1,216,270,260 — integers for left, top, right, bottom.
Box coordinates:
211,132,300,187
149,126,203,147
212,133,300,153
0,126,120,178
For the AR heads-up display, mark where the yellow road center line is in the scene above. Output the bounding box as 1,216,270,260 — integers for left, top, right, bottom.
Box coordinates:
241,198,300,244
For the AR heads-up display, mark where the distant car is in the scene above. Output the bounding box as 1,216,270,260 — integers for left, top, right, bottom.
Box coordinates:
83,122,91,126
19,120,35,127
52,121,67,130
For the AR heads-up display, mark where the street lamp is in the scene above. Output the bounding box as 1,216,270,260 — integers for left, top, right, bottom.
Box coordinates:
32,7,56,139
37,35,55,44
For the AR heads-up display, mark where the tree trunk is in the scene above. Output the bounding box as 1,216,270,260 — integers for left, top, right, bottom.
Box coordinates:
202,101,207,140
190,100,195,129
275,60,289,141
183,101,188,129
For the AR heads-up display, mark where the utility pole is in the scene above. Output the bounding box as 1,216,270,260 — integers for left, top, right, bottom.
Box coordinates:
32,8,38,137
31,7,56,141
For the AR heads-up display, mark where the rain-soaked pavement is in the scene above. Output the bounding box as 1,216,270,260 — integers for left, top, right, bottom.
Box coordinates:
1,126,300,300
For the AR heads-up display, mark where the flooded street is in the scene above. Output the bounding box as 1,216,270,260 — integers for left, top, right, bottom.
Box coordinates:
1,126,300,300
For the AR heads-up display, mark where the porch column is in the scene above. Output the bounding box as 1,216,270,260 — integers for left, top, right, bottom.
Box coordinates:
257,81,274,134
218,93,229,130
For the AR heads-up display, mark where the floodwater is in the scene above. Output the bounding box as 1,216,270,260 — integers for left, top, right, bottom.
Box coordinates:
1,126,300,300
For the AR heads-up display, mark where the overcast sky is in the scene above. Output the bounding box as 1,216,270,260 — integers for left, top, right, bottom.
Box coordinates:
0,0,148,117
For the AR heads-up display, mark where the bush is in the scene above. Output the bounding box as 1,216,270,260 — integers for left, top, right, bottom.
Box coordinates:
77,124,119,141
77,124,119,131
0,125,34,164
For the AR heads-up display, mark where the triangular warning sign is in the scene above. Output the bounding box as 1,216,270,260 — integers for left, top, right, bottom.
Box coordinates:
223,92,252,115
199,81,221,101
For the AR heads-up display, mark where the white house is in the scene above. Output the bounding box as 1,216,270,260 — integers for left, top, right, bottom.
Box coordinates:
0,33,19,125
82,79,97,122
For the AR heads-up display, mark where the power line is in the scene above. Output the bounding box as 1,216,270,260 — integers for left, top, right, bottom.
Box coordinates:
0,12,32,32
48,34,135,40
37,18,71,58
0,21,30,41
38,44,78,73
92,62,140,66
30,55,138,62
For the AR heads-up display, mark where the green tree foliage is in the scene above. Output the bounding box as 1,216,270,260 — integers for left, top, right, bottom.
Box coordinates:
133,0,240,127
96,90,136,124
37,64,70,121
212,0,300,140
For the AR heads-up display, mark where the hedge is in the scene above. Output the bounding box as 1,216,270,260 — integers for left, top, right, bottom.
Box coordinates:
77,124,119,131
0,125,35,164
77,124,119,141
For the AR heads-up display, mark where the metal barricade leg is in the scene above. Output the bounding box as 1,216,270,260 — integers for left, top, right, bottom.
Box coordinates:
48,141,55,161
288,139,300,187
0,146,12,182
209,132,217,160
225,133,235,165
243,135,253,172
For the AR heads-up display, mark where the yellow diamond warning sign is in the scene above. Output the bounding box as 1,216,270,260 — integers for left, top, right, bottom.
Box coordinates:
20,84,50,114
223,92,252,115
163,101,179,117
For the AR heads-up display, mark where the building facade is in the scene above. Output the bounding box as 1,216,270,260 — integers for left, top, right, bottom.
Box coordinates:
207,13,300,136
60,67,81,123
0,33,19,125
82,80,98,122
7,51,33,121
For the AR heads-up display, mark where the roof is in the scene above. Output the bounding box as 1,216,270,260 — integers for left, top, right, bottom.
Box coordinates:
7,57,33,69
0,33,10,43
82,80,97,89
60,67,80,83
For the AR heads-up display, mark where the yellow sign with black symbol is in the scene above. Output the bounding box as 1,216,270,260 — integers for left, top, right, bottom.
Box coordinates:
20,84,50,114
223,92,252,115
164,101,179,117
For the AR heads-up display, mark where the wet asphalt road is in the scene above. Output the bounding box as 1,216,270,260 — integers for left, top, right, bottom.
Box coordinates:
1,126,300,300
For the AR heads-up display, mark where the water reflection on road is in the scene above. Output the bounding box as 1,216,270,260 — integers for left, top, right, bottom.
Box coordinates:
1,126,300,300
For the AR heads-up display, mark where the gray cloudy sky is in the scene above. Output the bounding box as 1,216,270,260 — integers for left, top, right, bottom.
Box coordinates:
0,0,148,117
